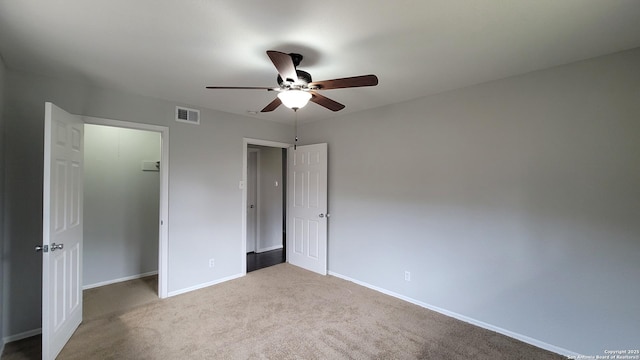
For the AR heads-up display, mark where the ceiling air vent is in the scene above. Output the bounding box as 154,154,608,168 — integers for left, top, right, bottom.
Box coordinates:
175,106,200,125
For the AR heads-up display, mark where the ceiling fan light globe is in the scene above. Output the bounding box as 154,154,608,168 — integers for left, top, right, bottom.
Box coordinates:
278,90,312,110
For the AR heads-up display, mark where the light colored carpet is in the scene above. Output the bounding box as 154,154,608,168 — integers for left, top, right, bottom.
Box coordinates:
4,264,567,359
83,274,158,321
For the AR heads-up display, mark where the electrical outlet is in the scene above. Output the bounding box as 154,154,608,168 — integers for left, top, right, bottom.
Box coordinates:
404,271,411,281
209,258,215,268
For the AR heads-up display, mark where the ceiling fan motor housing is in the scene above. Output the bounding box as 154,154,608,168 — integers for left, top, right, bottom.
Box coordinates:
277,70,312,88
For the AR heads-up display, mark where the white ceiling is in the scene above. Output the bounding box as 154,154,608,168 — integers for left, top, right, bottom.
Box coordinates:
1,0,640,124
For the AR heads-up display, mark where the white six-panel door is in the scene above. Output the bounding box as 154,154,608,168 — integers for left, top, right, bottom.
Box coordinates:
287,143,328,275
42,103,83,360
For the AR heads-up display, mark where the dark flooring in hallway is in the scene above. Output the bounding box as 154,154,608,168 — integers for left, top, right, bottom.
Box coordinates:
247,248,285,272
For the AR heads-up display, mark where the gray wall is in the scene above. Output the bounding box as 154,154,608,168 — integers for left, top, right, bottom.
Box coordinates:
0,54,6,348
252,146,283,252
299,48,640,355
2,68,292,337
83,125,161,287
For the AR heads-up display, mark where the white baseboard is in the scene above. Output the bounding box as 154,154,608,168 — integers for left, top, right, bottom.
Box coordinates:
256,244,283,253
3,327,42,345
83,271,158,290
328,271,580,358
167,273,244,297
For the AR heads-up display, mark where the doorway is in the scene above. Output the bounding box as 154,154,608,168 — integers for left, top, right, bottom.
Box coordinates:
83,116,169,298
83,124,161,293
243,139,290,273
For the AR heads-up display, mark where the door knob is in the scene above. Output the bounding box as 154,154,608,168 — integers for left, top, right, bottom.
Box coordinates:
35,245,49,253
51,243,64,251
319,214,325,218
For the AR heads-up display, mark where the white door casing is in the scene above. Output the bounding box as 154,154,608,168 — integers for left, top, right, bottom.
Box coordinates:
287,143,328,275
241,138,290,273
83,116,169,299
42,103,84,360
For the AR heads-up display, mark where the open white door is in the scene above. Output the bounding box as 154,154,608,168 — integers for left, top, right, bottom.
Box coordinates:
287,143,328,275
41,103,83,360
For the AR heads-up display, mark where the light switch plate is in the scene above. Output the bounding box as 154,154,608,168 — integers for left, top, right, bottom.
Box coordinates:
141,160,159,171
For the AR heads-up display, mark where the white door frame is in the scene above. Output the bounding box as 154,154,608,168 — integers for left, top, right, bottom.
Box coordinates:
242,138,290,274
83,116,169,298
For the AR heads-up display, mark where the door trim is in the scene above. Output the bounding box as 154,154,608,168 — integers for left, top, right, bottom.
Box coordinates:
242,138,290,275
83,116,169,299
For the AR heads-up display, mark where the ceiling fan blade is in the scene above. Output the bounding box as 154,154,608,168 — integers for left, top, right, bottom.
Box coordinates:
261,97,282,112
206,86,276,90
309,74,378,90
310,92,345,112
267,50,298,83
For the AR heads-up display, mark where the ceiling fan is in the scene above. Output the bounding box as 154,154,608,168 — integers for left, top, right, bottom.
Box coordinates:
206,50,378,112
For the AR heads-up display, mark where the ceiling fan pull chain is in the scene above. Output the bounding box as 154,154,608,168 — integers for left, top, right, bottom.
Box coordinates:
294,109,298,150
